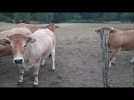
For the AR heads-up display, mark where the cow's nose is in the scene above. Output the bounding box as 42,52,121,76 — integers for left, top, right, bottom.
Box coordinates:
14,59,23,64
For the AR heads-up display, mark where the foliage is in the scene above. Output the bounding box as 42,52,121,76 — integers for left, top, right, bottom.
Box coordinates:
0,12,134,23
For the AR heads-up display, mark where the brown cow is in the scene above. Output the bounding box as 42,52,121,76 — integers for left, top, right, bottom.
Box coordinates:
95,27,134,67
16,23,59,33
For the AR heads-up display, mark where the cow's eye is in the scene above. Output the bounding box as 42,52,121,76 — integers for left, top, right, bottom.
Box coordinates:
24,44,27,47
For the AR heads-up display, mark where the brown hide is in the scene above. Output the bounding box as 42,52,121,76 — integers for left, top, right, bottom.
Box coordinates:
96,27,134,50
109,29,134,49
16,23,59,33
0,46,12,57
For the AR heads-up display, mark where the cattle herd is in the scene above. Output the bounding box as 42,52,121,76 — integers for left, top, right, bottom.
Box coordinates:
0,23,134,87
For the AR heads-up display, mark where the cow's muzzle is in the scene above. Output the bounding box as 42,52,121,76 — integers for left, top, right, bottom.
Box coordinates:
13,55,24,64
14,59,23,64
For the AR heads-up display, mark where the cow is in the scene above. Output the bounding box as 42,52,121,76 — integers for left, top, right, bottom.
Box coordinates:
0,23,58,86
95,27,134,67
16,23,59,33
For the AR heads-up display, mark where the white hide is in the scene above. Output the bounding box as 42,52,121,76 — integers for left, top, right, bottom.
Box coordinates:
23,28,56,71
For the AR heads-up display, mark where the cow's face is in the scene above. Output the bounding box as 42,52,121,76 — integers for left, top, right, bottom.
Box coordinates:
0,34,36,64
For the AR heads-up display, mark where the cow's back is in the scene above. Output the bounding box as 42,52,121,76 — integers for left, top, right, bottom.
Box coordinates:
27,29,55,59
31,29,55,47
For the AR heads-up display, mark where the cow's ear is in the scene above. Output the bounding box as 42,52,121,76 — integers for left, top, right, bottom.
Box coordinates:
95,29,100,33
106,27,115,33
109,28,116,33
55,25,60,28
27,37,36,43
0,38,10,46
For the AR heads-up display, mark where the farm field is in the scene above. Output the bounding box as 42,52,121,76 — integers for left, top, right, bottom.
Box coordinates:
0,22,134,87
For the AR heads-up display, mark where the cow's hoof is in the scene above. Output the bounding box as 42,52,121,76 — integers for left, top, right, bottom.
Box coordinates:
33,84,39,88
129,58,134,64
17,81,24,85
50,69,56,72
109,62,116,68
112,63,116,66
33,81,39,87
130,60,134,64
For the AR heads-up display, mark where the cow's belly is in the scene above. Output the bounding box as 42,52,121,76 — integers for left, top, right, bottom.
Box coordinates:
122,43,134,50
121,35,134,49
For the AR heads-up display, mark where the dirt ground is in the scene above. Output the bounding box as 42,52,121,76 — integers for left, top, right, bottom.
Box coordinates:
0,22,134,87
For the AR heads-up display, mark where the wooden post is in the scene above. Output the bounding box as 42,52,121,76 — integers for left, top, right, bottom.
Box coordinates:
99,30,110,87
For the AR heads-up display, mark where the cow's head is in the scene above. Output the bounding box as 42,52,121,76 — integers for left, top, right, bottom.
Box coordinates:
95,27,115,34
45,23,59,32
0,34,36,64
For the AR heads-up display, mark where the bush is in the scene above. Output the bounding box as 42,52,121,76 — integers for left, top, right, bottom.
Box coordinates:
0,13,134,23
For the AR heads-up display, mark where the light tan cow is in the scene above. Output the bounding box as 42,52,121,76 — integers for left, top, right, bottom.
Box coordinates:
0,23,58,86
95,27,134,67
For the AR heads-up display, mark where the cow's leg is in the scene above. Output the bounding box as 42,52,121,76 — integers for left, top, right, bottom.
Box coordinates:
49,54,52,59
51,47,55,71
41,58,46,66
17,65,25,84
130,57,134,64
109,48,121,68
33,63,40,86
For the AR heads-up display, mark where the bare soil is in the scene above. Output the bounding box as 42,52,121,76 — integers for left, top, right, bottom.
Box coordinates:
0,23,134,87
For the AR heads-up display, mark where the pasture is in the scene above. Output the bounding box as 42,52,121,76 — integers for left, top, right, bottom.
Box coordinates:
0,22,134,87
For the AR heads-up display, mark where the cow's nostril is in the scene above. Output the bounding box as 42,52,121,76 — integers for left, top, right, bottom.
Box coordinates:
14,59,23,64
